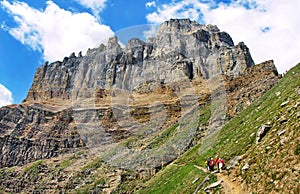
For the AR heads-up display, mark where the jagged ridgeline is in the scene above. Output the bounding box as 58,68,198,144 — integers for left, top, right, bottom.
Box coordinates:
0,19,281,193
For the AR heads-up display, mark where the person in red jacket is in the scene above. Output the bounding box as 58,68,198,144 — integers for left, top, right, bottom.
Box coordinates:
215,155,219,172
209,157,215,172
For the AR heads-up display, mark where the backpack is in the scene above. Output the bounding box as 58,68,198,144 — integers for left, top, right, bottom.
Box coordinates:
206,158,210,165
209,159,214,166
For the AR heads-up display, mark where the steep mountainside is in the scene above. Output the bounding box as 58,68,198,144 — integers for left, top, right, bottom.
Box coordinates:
137,63,299,194
0,19,282,193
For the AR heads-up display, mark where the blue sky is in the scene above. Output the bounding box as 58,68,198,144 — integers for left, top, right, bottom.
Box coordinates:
0,0,300,106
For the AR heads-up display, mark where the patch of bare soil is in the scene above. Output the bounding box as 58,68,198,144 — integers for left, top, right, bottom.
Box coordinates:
216,172,245,194
194,165,246,194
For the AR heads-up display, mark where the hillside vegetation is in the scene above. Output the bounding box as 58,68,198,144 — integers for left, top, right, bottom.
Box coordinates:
136,63,300,193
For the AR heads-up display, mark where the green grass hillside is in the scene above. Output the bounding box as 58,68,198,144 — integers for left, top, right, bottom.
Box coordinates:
137,63,300,193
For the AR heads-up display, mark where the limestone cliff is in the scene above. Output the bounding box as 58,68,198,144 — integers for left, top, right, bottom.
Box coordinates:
25,19,254,102
0,19,279,172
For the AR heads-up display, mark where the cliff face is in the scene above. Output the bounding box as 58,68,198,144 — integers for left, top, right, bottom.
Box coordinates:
25,19,254,102
0,105,84,167
0,19,280,171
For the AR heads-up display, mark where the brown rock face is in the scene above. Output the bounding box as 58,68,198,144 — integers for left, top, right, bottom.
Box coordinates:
226,60,279,117
0,105,84,167
0,19,280,169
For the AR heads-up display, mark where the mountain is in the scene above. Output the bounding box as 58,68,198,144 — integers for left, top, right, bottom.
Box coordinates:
137,62,300,194
0,19,285,193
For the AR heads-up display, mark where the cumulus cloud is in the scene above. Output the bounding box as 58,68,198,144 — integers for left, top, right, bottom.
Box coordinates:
1,0,114,62
146,1,201,24
146,1,156,8
0,84,13,107
74,0,107,17
146,0,300,73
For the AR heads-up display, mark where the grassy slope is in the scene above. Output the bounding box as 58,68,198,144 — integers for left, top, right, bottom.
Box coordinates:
136,104,215,194
137,63,300,193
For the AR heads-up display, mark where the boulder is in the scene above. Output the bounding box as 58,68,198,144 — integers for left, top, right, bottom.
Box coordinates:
204,180,223,192
277,130,286,136
242,163,250,171
279,116,288,123
280,100,289,107
226,155,243,169
256,124,271,143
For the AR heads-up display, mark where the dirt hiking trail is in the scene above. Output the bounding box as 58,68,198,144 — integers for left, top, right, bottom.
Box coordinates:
194,165,245,194
216,172,245,194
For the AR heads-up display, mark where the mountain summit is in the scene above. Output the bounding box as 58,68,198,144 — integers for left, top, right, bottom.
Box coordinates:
25,18,255,102
0,19,283,193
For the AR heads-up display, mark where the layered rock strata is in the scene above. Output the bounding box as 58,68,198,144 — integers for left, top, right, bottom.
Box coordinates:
0,19,280,168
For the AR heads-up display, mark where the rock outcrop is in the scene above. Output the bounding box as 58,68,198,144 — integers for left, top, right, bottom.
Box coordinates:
0,19,280,170
0,104,84,167
25,19,254,102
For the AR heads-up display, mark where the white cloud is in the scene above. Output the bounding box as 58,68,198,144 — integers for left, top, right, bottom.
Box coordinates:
1,0,114,62
146,0,202,24
146,0,300,73
0,84,13,107
146,1,156,8
74,0,107,17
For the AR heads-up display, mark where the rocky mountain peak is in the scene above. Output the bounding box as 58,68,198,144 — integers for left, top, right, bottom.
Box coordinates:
125,38,145,49
156,19,232,46
107,36,121,50
23,19,256,102
158,18,202,33
0,19,281,179
157,18,220,34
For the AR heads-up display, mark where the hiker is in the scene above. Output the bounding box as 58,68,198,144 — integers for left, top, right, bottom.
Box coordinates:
205,158,211,171
215,155,219,172
218,158,225,172
209,157,215,172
